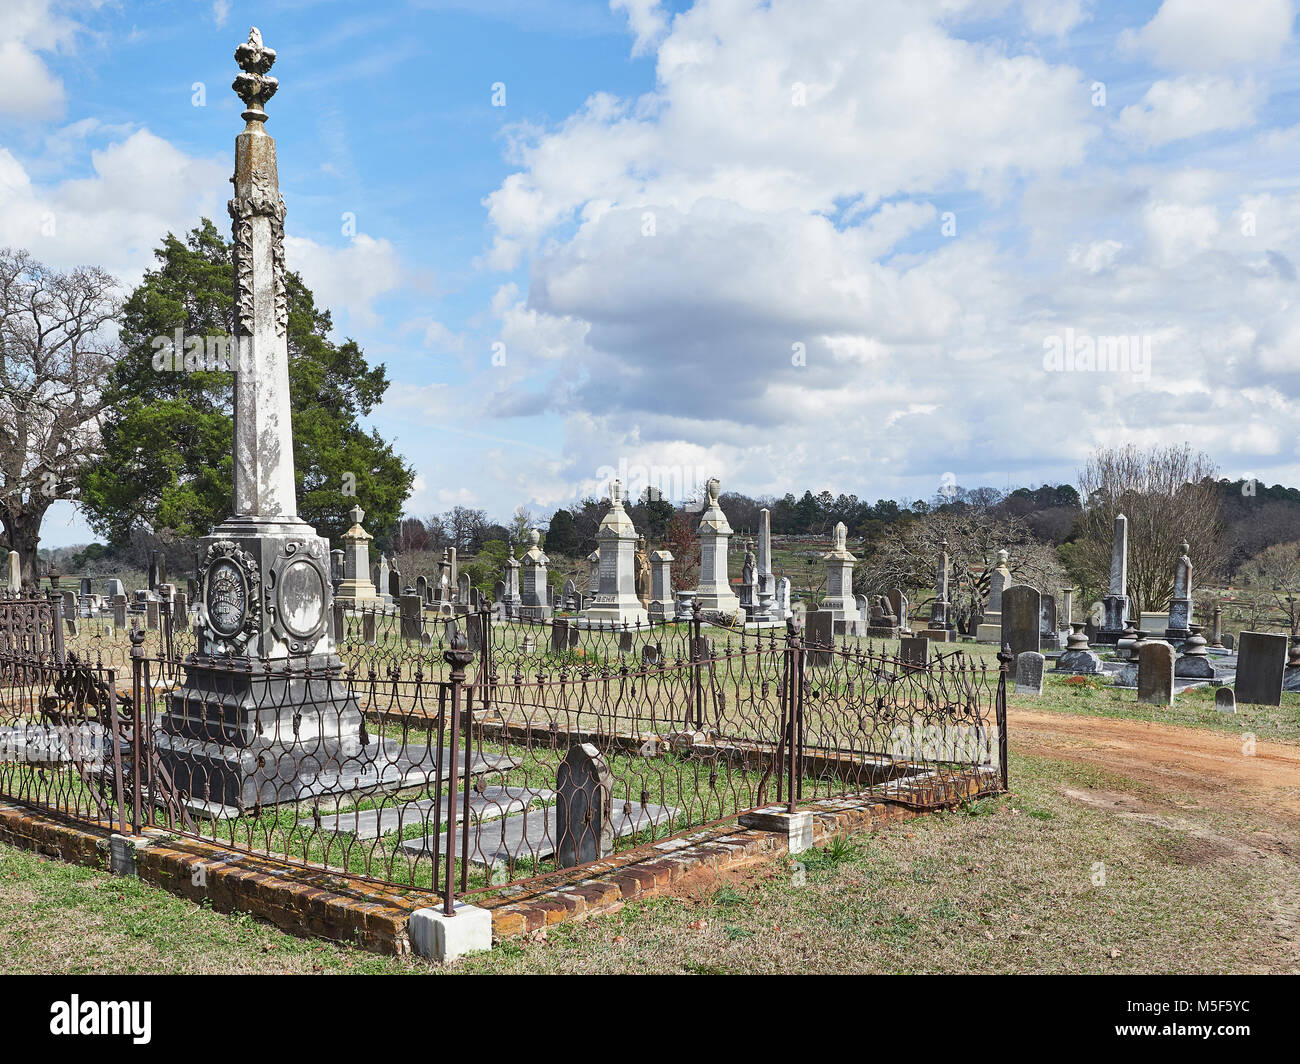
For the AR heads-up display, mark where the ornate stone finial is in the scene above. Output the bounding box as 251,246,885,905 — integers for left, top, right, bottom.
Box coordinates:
609,479,623,507
997,548,1009,565
233,27,278,123
528,528,540,547
1181,539,1190,556
706,476,721,506
833,521,847,552
349,504,365,525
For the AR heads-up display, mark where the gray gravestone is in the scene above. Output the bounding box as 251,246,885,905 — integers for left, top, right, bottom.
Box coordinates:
899,634,928,668
400,593,422,642
805,609,834,667
1137,640,1175,706
1215,686,1236,714
1001,584,1041,662
1039,594,1057,647
1235,632,1287,706
555,743,613,868
1015,651,1044,695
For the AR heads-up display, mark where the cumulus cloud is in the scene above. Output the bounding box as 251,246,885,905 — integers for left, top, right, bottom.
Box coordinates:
1120,0,1295,71
284,233,405,329
473,0,1300,509
0,0,83,120
1116,75,1262,147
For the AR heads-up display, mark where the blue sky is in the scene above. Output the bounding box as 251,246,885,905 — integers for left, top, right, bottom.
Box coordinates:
4,0,1300,548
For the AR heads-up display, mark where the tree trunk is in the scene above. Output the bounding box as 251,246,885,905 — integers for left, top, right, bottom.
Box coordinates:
2,509,45,592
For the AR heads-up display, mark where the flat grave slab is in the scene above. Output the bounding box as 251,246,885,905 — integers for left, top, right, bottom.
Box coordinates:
302,785,556,840
402,801,679,866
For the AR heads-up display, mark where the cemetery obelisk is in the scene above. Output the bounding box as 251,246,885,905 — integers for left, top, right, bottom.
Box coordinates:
1097,513,1130,644
161,29,364,811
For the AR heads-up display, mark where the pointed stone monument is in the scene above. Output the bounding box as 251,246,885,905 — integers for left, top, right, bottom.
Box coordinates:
920,538,955,641
976,548,1012,643
692,476,743,622
334,505,381,609
578,480,649,628
819,522,860,635
518,529,551,621
160,30,368,812
1164,538,1193,641
1097,513,1129,644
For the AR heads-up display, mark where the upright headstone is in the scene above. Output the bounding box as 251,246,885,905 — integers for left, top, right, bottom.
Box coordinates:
805,609,835,668
5,550,19,593
1164,538,1194,642
148,549,160,592
501,546,521,619
756,507,776,606
776,577,792,621
647,549,675,621
518,529,551,621
330,548,344,591
112,594,128,628
587,549,600,596
1039,593,1058,649
1235,632,1287,706
377,553,393,606
1060,587,1074,629
562,578,578,612
387,564,402,603
738,539,758,613
399,592,422,642
578,480,648,628
554,743,614,868
818,522,859,635
1209,605,1225,648
447,547,458,598
1137,640,1175,706
977,549,1012,642
1001,584,1041,662
1097,513,1129,644
1014,651,1044,696
335,505,380,608
889,588,909,632
899,634,929,668
692,476,743,622
1215,687,1236,714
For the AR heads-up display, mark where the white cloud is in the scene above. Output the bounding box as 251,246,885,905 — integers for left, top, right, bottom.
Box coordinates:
610,0,669,56
1121,0,1295,71
471,0,1300,511
284,233,405,329
0,0,83,121
1116,75,1262,147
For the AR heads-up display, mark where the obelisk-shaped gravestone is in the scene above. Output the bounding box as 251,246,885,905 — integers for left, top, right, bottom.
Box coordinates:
161,29,363,813
1097,513,1129,644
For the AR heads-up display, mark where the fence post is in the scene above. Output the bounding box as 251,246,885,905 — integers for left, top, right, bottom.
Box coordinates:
691,601,704,729
50,593,66,665
441,630,475,917
788,615,804,812
996,642,1011,793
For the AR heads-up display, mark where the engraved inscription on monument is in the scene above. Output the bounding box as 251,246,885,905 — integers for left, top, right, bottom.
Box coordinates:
279,557,325,639
207,559,247,636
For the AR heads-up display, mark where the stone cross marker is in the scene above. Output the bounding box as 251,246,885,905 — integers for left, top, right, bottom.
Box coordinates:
1235,632,1287,706
555,743,613,868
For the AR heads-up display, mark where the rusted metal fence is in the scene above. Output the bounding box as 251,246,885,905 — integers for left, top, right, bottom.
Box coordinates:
0,592,1007,908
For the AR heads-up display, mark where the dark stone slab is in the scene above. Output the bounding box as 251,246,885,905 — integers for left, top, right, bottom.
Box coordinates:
1235,631,1287,706
1137,641,1174,706
555,743,613,868
1001,584,1041,662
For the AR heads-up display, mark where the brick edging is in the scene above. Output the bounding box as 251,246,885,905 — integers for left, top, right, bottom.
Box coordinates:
0,766,998,957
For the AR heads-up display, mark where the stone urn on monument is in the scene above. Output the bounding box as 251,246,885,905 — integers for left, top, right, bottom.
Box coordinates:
158,30,369,814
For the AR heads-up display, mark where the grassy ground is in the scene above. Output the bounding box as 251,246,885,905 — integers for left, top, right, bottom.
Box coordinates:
2,748,1295,974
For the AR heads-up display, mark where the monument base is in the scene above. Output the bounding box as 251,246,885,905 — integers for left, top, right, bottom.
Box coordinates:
160,652,378,814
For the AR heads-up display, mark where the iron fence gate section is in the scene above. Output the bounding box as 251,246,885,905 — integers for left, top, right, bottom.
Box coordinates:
0,594,1007,905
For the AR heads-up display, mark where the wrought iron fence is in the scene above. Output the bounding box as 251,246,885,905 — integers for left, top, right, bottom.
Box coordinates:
0,593,1007,908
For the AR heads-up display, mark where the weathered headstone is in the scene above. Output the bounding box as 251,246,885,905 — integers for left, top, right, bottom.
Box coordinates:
805,609,834,667
691,476,743,622
112,594,128,628
1215,686,1236,714
555,744,613,868
1039,593,1057,648
1235,632,1287,706
5,550,19,593
1001,584,1041,662
1165,539,1194,641
518,529,551,621
1097,513,1129,643
1137,640,1175,706
899,634,929,668
647,549,675,621
336,506,381,608
888,588,909,632
399,592,422,642
578,480,649,629
927,537,953,634
1015,651,1044,695
977,549,1012,642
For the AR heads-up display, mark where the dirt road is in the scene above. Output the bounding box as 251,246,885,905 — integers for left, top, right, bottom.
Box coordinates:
1008,706,1300,819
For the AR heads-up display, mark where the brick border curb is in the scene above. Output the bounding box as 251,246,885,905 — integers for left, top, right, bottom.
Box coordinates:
0,767,998,956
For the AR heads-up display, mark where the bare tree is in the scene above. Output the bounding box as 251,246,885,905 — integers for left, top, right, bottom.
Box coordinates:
0,249,122,589
1239,540,1300,637
1074,444,1226,617
859,509,1061,634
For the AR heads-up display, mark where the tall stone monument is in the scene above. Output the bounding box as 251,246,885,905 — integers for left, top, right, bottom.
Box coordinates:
160,30,365,812
692,476,743,622
578,480,649,628
819,522,860,635
334,505,381,609
518,529,551,621
976,548,1012,643
647,549,675,622
1097,513,1129,644
1164,538,1193,641
920,538,954,641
